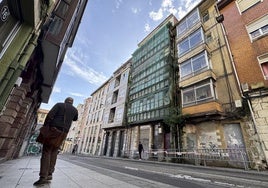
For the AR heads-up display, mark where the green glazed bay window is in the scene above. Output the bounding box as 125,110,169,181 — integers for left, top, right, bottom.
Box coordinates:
130,60,169,95
129,89,170,114
132,27,169,68
128,25,173,124
128,108,170,123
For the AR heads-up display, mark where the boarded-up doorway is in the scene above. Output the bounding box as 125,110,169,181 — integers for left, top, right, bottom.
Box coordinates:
224,123,248,168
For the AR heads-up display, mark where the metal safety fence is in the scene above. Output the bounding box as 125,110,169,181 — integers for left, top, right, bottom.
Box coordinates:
122,148,251,170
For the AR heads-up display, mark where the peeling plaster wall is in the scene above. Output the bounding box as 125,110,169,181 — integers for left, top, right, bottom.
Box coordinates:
251,96,268,163
183,122,221,150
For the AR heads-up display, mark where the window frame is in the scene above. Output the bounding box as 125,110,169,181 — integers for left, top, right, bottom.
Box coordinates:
177,8,200,35
257,53,268,80
182,79,215,107
180,51,209,80
178,28,204,56
246,14,268,42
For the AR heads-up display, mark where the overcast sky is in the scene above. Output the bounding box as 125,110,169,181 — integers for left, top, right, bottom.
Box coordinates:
40,0,201,110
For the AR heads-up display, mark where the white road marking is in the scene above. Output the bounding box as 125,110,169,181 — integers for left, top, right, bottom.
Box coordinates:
125,166,139,171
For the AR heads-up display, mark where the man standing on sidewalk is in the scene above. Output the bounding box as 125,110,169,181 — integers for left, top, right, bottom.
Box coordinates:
138,141,144,160
34,97,78,186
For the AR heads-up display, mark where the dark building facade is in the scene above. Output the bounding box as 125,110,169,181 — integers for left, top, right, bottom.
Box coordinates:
0,0,88,160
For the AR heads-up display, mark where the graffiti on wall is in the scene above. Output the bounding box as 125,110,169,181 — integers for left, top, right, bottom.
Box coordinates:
199,131,218,150
185,123,220,151
224,123,248,168
224,124,245,148
26,133,42,155
186,133,196,150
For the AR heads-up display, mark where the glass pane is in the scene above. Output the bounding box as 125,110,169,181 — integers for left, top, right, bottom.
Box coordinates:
183,89,195,104
203,11,209,22
250,29,261,39
48,16,64,36
178,20,187,34
261,62,268,79
187,9,199,29
262,25,268,34
190,29,202,48
196,84,211,100
179,39,189,55
192,53,207,72
181,61,192,78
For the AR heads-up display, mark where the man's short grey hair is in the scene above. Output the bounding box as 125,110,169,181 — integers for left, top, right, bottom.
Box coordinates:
65,97,74,104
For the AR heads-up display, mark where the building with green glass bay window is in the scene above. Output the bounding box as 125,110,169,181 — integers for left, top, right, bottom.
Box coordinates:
126,15,178,157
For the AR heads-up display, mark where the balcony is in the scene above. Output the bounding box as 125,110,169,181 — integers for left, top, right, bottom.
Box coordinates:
182,101,223,116
178,42,211,63
176,21,202,42
179,69,217,88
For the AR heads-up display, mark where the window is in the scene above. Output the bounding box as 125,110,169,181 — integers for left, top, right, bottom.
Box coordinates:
112,90,118,104
261,62,268,80
206,33,212,43
178,28,204,56
115,74,121,87
177,8,200,35
202,11,209,22
55,1,69,18
236,0,262,13
183,51,209,76
250,25,268,39
182,80,214,106
48,16,64,36
247,15,268,41
258,53,268,80
108,108,116,123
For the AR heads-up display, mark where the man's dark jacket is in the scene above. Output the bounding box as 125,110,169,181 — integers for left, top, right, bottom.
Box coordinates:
44,102,78,132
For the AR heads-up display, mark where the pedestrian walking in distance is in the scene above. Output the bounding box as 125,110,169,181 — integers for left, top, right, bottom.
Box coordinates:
72,144,78,154
138,141,144,160
34,97,78,186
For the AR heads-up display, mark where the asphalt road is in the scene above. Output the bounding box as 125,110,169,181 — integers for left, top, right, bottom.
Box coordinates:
59,154,268,188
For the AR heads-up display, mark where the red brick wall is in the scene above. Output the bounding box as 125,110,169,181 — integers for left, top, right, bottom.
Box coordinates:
219,0,268,87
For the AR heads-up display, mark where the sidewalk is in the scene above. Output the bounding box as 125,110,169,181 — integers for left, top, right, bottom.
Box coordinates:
1,155,267,188
0,155,145,188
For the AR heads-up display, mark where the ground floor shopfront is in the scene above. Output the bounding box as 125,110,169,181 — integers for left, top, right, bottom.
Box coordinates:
99,119,266,170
